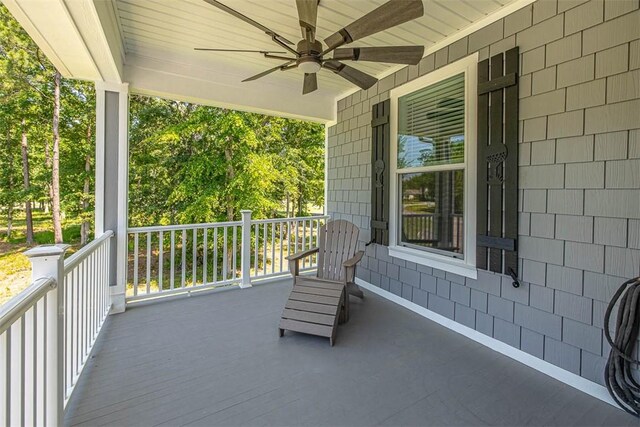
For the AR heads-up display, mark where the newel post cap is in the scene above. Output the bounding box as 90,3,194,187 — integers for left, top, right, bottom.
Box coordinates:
24,244,70,259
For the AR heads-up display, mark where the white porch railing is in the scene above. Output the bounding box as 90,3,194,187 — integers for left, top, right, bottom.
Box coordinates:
126,212,329,301
0,231,113,426
0,276,57,427
402,213,464,251
62,231,113,404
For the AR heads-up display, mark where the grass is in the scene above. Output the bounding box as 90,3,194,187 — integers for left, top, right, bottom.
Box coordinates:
403,201,435,214
0,210,86,306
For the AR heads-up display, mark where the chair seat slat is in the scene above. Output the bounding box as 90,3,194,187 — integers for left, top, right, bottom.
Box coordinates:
285,300,337,315
293,285,343,298
281,309,335,326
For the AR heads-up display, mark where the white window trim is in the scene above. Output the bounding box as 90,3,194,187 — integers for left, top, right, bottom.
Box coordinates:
389,53,478,279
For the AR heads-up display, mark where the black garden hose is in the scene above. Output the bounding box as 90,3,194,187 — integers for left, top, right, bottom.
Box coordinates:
604,276,640,416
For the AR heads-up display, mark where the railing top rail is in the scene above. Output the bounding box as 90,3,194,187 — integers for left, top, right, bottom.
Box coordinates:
402,213,437,217
127,215,330,232
401,213,463,217
0,277,56,335
64,230,114,273
128,221,242,233
251,215,330,225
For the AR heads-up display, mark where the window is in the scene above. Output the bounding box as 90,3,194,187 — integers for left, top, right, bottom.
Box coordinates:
389,55,478,278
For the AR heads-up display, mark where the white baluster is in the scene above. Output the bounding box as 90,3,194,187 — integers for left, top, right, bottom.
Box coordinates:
232,226,238,280
170,231,175,290
146,233,151,294
133,233,139,296
181,230,186,288
213,228,218,283
240,211,252,288
263,222,268,276
192,228,197,287
203,228,208,285
279,222,284,273
271,222,275,275
223,227,228,281
158,231,163,292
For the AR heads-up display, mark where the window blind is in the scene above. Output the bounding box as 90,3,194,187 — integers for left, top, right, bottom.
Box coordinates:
397,73,465,168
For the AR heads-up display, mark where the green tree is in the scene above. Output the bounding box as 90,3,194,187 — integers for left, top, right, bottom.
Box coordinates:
0,4,96,244
266,118,324,217
0,4,52,239
128,96,325,227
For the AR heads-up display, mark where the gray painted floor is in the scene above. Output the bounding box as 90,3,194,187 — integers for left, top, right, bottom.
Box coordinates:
64,279,639,427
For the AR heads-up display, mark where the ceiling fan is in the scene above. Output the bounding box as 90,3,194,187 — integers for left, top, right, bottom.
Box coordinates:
196,0,425,94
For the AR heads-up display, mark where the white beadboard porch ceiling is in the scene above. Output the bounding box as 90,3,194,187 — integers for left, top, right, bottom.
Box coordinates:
115,0,519,105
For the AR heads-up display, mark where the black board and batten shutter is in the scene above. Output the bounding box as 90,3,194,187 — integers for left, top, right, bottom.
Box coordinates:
477,47,520,285
370,100,390,246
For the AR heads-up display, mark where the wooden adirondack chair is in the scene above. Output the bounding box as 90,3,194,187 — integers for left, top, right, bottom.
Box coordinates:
279,219,364,346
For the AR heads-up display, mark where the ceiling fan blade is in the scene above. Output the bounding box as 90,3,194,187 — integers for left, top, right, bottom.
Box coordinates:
333,46,424,65
202,0,294,45
323,61,377,90
242,61,295,82
194,48,287,54
324,0,424,50
296,0,318,42
303,73,318,94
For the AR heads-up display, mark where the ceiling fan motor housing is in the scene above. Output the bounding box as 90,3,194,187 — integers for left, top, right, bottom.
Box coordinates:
296,39,323,73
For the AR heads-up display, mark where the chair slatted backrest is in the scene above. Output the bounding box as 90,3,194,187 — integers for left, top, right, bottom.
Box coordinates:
317,220,360,282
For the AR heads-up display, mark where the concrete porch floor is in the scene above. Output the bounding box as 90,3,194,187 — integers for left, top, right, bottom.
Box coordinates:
64,279,637,426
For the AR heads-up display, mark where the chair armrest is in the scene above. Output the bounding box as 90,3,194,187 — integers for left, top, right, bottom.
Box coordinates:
286,247,319,261
343,251,364,268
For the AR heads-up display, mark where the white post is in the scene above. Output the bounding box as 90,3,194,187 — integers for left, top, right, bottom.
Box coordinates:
95,81,129,313
324,123,329,216
24,244,69,427
240,210,252,289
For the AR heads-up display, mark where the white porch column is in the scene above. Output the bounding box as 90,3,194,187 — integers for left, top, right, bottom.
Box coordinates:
324,123,329,216
95,82,129,314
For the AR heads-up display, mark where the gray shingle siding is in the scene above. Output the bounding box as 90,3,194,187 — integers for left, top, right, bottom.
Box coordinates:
328,0,639,386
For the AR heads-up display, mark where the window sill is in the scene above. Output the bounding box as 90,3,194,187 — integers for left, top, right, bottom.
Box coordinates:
388,245,478,280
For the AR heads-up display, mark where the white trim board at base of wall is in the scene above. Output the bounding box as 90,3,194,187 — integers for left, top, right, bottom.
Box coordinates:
354,277,620,411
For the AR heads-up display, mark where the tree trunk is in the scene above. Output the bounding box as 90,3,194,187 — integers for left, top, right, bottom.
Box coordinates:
286,193,290,218
6,205,12,239
51,70,63,243
81,153,90,244
21,119,34,244
44,120,52,215
224,144,235,222
6,129,14,239
81,124,91,245
45,131,51,168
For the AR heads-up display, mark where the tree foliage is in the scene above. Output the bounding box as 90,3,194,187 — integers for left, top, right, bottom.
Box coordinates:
128,97,325,226
0,4,96,242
